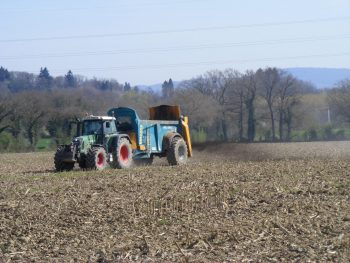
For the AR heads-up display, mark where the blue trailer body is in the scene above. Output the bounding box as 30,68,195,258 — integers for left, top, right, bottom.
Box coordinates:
136,120,180,157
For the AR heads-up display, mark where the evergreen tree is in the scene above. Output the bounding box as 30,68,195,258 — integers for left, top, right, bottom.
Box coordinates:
100,80,112,91
162,78,174,98
162,80,168,98
123,82,131,92
38,67,50,79
64,70,76,88
168,78,174,97
37,67,53,89
0,67,10,82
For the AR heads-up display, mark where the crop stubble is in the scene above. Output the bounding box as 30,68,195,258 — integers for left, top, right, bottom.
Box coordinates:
0,141,349,262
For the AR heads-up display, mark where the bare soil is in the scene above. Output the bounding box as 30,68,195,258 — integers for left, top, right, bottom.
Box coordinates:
0,141,349,262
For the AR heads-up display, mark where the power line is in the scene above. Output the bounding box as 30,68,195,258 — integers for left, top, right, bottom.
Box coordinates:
1,34,350,60
44,52,350,74
1,16,349,43
0,0,210,14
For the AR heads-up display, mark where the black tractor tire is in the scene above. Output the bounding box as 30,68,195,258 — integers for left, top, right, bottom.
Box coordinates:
133,156,154,167
54,147,75,172
111,138,133,169
78,154,87,169
167,137,188,166
86,147,107,170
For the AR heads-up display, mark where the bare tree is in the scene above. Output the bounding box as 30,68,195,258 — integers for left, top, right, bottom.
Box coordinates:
186,70,231,141
277,71,300,141
284,99,299,141
224,69,245,141
171,85,219,133
15,92,47,148
256,67,280,141
327,79,350,122
242,70,258,142
0,85,13,135
0,101,12,134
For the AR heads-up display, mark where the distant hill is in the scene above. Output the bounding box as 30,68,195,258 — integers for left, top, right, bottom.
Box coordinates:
285,68,350,89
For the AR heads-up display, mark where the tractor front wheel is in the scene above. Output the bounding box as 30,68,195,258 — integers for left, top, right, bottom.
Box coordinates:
111,138,133,169
167,137,188,166
86,147,107,170
54,146,75,172
78,154,87,169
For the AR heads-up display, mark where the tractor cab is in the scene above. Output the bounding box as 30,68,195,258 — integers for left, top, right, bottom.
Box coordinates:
78,115,117,136
75,116,117,145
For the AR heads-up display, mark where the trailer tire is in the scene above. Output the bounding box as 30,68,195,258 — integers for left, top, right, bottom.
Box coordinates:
111,138,133,169
167,137,188,165
86,147,107,170
54,147,74,172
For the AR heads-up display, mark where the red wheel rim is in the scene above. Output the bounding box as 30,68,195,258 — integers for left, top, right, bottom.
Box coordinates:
97,152,104,167
120,145,129,162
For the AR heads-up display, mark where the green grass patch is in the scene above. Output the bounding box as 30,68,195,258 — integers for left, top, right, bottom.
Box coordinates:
36,138,52,150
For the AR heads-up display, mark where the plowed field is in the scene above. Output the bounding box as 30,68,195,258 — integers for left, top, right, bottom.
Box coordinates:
1,142,349,262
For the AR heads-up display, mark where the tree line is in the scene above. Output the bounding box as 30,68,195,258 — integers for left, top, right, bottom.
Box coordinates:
0,66,349,152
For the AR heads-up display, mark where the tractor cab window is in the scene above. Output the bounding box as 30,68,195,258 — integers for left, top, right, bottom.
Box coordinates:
82,120,103,135
103,121,117,134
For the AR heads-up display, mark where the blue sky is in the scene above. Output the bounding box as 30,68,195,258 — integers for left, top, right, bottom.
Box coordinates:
1,0,350,85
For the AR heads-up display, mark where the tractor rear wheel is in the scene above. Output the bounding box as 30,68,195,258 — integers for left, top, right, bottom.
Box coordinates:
167,137,188,165
86,147,107,170
54,147,75,172
111,138,133,169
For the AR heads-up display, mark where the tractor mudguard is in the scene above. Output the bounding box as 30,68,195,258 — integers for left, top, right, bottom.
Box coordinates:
91,144,104,149
108,134,131,150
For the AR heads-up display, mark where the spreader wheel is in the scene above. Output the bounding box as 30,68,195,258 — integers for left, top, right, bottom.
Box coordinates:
167,137,188,166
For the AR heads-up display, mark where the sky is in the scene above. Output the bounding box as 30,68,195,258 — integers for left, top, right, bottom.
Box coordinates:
1,0,350,85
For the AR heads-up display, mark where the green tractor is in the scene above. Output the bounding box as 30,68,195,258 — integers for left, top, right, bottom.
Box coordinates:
54,115,129,171
54,105,192,171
